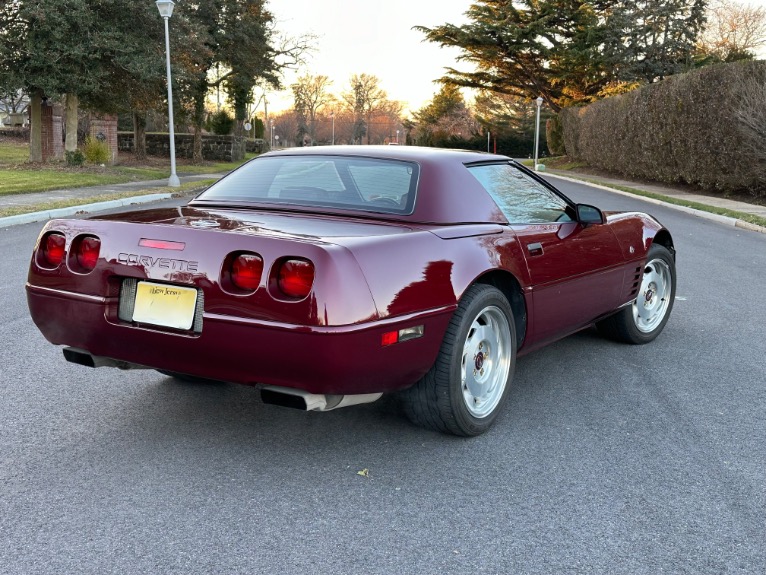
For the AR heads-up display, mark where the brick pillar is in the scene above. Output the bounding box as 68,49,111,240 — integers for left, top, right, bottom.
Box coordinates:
89,114,119,165
40,103,64,162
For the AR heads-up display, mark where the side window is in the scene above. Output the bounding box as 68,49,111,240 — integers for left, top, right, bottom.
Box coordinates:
468,163,573,224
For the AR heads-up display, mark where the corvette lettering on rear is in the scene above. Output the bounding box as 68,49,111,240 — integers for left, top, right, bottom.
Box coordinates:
118,253,199,272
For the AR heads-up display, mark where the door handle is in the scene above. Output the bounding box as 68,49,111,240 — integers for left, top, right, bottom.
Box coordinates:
526,242,544,256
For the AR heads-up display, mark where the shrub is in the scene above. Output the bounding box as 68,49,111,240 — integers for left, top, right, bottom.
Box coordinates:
735,74,766,171
82,136,110,164
65,149,85,167
545,116,565,156
209,110,235,135
560,61,766,197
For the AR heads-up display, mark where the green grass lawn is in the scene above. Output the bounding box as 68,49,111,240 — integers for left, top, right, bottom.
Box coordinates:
0,179,217,218
520,156,587,170
0,139,253,196
0,140,30,164
0,171,141,196
178,153,257,174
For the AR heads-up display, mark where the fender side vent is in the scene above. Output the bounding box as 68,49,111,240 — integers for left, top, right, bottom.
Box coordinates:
629,266,641,297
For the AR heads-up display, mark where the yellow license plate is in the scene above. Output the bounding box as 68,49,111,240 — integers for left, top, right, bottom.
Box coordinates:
132,282,198,330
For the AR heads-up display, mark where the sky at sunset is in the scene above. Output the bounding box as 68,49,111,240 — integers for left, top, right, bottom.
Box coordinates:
263,0,766,116
265,0,472,115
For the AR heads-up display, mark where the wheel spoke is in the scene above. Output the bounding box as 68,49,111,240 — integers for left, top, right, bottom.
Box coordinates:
459,305,512,418
633,257,672,333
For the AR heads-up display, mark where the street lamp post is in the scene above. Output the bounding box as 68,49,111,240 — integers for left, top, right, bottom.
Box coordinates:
330,111,335,145
156,0,180,187
396,129,400,144
270,120,274,149
534,96,543,171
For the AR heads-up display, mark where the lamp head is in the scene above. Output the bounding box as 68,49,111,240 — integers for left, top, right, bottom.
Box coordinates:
156,0,175,19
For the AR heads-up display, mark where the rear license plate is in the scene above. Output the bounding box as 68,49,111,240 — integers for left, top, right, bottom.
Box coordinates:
132,281,198,330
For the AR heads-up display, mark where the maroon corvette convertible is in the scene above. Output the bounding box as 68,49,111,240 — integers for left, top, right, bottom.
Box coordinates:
27,146,676,436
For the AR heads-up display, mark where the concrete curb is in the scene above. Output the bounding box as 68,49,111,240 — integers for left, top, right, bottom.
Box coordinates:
0,193,172,229
544,173,766,235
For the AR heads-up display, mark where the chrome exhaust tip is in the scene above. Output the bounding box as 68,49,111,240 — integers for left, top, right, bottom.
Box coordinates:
260,385,382,412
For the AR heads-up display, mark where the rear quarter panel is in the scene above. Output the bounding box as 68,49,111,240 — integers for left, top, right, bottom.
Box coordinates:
337,225,529,319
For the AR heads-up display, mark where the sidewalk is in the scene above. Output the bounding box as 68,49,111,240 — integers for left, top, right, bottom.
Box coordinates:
545,169,766,219
1,165,764,234
542,169,766,234
0,172,225,228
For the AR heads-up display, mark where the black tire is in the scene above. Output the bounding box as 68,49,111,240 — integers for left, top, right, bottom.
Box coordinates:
597,243,676,344
402,284,516,436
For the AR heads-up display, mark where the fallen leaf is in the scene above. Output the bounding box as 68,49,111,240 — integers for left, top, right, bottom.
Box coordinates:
357,468,369,477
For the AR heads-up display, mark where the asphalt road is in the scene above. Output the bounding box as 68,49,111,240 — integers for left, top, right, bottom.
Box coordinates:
2,180,765,574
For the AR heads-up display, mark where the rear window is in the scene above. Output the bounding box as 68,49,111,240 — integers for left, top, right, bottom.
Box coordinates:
194,155,419,215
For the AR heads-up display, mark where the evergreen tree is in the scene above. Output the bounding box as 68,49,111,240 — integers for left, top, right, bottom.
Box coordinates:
610,0,708,82
413,85,478,146
0,0,180,160
418,0,709,111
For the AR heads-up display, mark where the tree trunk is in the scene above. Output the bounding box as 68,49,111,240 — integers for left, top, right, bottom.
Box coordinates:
65,93,79,153
192,91,204,164
132,111,147,160
29,90,43,163
193,124,203,164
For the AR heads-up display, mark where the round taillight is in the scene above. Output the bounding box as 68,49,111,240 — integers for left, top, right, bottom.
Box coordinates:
74,236,101,272
41,233,66,268
278,259,315,299
231,253,263,291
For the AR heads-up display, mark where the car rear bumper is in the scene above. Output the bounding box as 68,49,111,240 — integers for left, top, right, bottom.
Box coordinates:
27,283,454,394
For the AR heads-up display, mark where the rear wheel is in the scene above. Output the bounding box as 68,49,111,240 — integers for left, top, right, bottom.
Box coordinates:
402,284,516,436
597,243,676,344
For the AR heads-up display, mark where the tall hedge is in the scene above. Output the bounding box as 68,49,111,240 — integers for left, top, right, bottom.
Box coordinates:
560,61,766,197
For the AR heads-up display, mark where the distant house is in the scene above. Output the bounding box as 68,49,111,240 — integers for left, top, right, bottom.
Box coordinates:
0,90,30,128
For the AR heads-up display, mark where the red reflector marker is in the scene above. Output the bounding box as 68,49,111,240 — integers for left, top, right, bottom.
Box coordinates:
75,236,101,271
382,326,424,347
278,259,315,299
139,238,186,251
42,233,66,267
381,331,399,347
231,253,263,291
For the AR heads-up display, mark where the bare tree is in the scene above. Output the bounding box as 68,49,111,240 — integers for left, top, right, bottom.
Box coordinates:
699,0,766,61
342,74,387,144
291,74,333,145
370,100,405,144
0,89,28,115
271,111,299,148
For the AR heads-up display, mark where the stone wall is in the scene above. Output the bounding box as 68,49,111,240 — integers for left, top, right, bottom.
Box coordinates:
246,139,267,153
117,132,265,162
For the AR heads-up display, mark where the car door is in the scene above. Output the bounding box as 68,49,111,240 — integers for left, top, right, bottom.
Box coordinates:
467,162,626,347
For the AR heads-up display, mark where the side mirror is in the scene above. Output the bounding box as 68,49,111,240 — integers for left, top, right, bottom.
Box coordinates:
576,203,605,225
